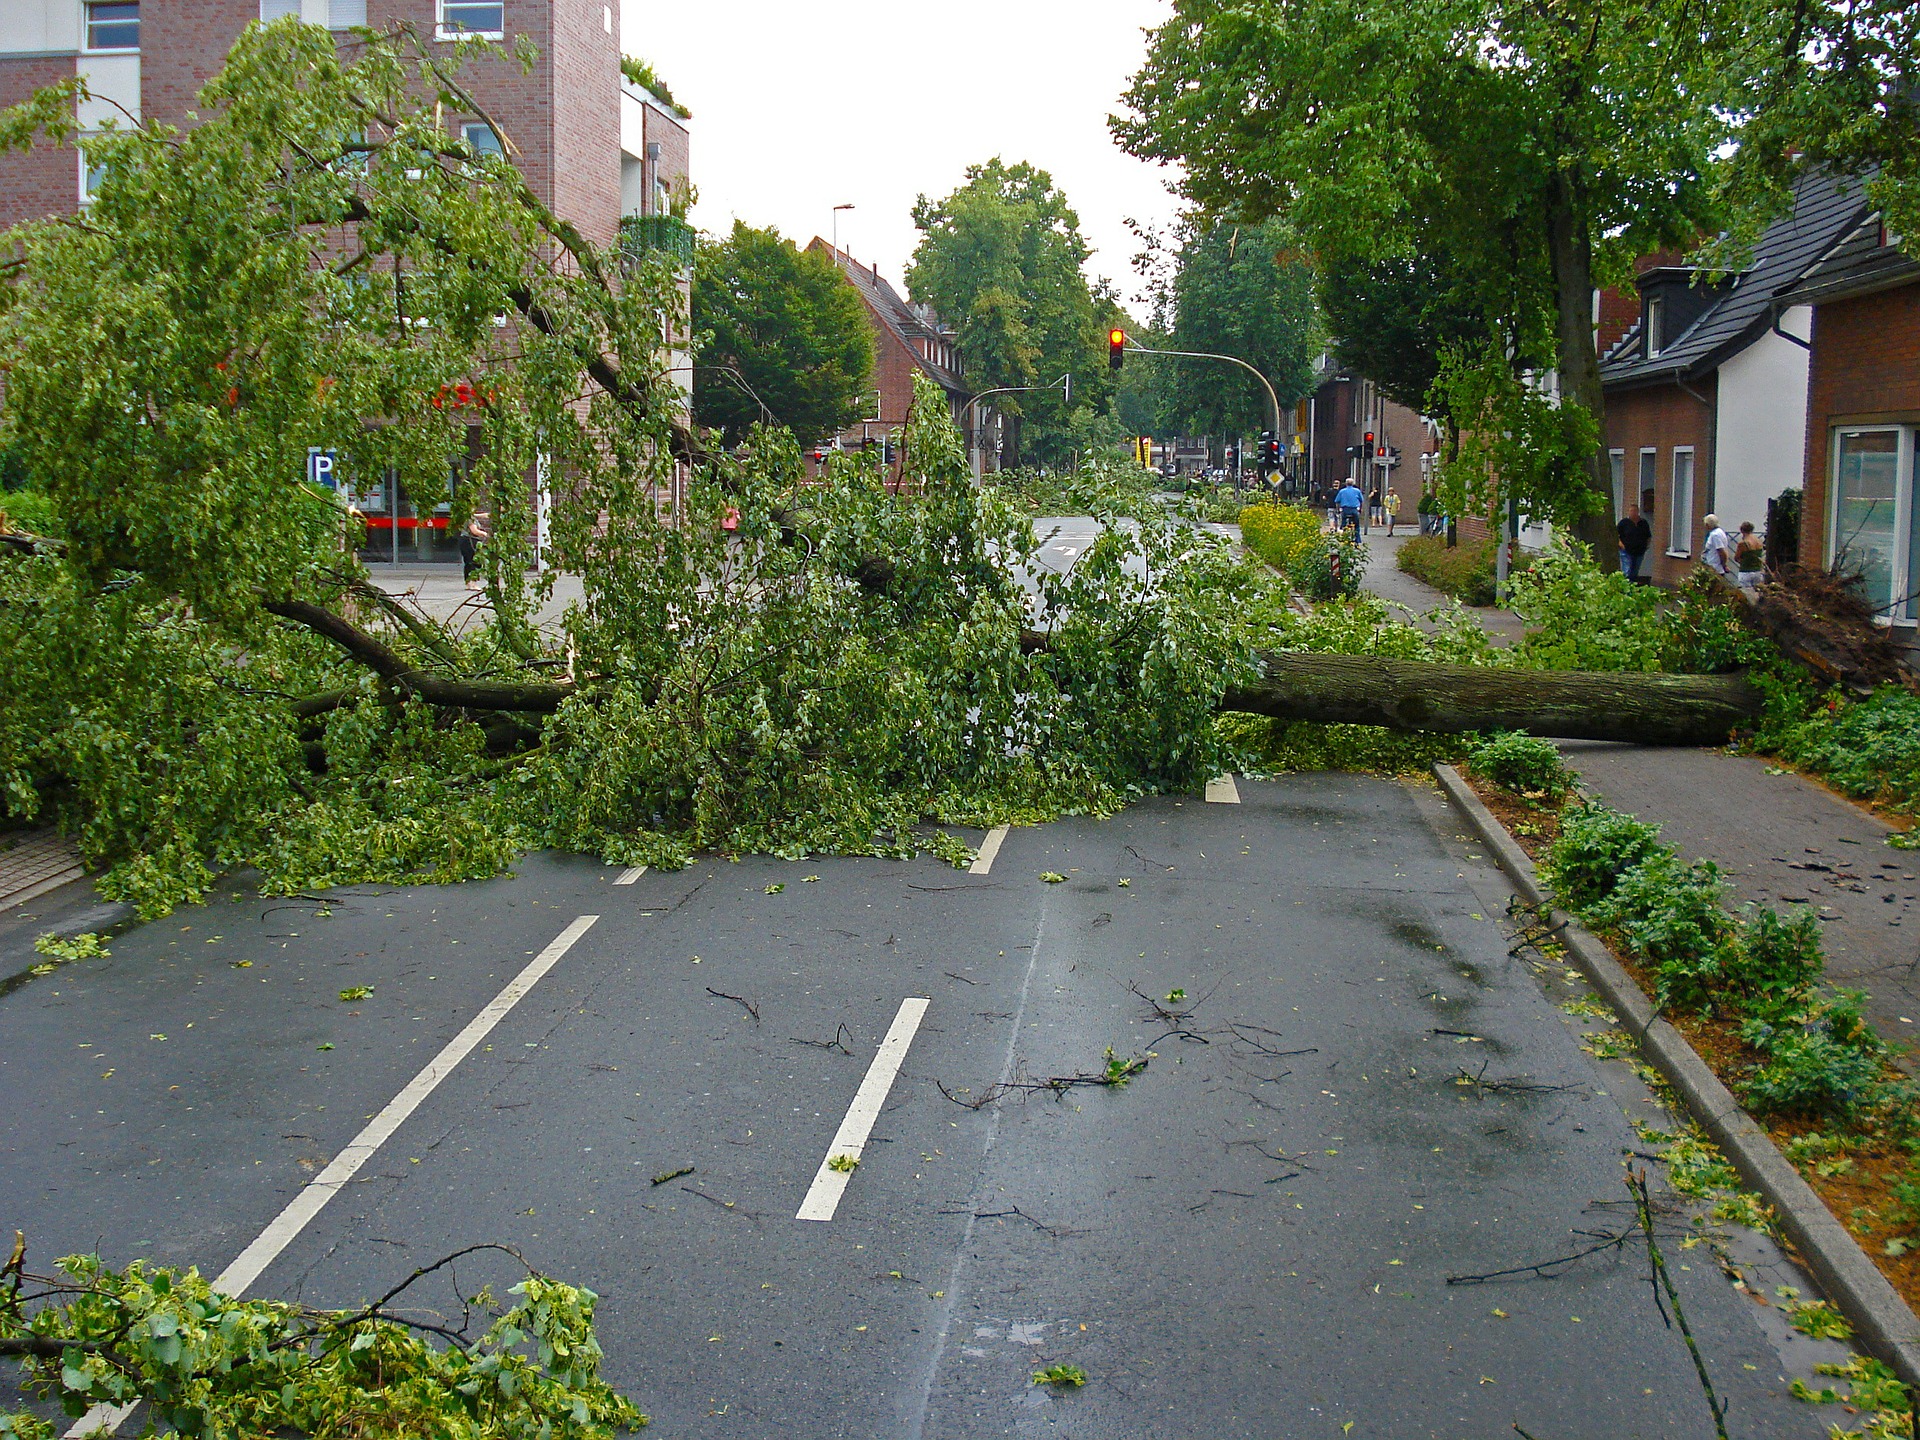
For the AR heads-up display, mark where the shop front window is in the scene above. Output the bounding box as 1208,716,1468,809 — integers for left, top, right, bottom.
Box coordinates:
1829,427,1911,621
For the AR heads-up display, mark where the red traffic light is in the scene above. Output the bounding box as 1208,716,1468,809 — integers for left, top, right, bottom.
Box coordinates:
1364,431,1374,445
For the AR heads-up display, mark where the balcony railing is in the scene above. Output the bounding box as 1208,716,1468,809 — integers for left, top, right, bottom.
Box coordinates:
620,214,695,271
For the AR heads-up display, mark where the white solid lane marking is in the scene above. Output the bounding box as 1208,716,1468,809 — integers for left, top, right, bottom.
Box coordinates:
968,826,1009,875
63,914,602,1439
613,866,648,885
796,997,930,1222
1205,774,1241,804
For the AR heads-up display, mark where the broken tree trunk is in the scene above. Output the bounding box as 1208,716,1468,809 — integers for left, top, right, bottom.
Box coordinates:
266,595,1762,744
1221,652,1763,746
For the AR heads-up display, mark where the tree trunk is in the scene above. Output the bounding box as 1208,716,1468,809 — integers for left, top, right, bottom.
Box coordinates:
1545,168,1617,568
1221,651,1762,746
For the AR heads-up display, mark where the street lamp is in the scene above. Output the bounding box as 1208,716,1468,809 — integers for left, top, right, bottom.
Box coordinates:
831,203,855,259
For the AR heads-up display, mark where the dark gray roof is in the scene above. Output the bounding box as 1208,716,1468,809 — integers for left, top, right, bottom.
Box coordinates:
1600,170,1873,390
813,242,968,396
1778,213,1920,305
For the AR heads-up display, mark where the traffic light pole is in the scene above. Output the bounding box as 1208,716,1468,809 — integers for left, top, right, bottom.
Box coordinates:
1121,344,1284,439
961,374,1071,477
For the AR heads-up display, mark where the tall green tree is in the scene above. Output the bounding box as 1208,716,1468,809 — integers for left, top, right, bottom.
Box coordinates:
1717,0,1920,257
692,222,873,446
907,160,1110,467
1153,218,1318,439
1316,251,1486,426
1115,0,1744,548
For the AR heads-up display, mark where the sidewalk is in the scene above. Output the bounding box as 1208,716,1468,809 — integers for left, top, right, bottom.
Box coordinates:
1351,534,1920,1063
1355,529,1528,644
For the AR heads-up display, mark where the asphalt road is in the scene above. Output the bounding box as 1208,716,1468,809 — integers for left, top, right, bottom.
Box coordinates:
2,775,1844,1439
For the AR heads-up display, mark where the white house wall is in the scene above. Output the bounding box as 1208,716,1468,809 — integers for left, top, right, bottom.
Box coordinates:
76,51,138,126
1713,306,1812,532
0,0,79,55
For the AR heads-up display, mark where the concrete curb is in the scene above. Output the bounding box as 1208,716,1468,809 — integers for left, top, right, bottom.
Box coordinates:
1432,761,1920,1390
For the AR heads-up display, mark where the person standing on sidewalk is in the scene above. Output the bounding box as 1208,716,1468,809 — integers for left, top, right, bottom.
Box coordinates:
1384,489,1401,536
1734,521,1766,589
459,509,491,591
1616,504,1652,583
1702,514,1733,579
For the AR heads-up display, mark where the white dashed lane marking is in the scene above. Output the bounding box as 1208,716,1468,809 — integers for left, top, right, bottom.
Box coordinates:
613,866,648,885
968,826,1009,875
63,915,603,1438
796,997,930,1222
1205,774,1241,803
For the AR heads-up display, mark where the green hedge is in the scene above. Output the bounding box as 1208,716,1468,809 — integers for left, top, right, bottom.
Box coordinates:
1396,534,1531,606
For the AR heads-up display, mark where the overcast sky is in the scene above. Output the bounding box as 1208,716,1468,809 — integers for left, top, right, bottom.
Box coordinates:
623,0,1182,313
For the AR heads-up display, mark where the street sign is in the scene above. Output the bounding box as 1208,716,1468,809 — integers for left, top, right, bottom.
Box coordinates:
307,447,337,490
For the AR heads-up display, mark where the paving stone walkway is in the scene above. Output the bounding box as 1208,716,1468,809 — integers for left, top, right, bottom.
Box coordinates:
1352,539,1920,1062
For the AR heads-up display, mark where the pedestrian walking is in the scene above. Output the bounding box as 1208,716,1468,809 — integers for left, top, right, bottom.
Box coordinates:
1335,479,1364,537
1368,483,1384,530
1616,504,1652,583
1701,513,1733,579
459,509,491,590
1384,489,1401,536
1734,521,1766,590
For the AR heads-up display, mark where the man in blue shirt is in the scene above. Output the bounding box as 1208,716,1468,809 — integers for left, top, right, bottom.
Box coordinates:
1334,480,1365,535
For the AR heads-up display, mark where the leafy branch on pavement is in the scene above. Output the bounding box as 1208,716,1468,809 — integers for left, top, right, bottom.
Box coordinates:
0,1238,644,1438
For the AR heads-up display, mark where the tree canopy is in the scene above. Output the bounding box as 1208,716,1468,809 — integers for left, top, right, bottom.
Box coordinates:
692,221,874,446
907,159,1115,466
1149,217,1319,438
0,22,1262,919
1114,0,1748,544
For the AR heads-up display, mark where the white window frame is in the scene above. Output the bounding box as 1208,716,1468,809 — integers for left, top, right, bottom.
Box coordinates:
1646,296,1665,359
83,1,140,53
1637,447,1658,517
1608,448,1626,519
78,140,106,204
1827,424,1916,625
437,1,504,39
1667,446,1695,556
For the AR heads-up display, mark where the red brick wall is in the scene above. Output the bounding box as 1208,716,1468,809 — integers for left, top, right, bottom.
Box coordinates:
140,0,252,127
1596,285,1638,357
641,101,690,210
1802,280,1920,573
1604,379,1716,587
0,55,80,228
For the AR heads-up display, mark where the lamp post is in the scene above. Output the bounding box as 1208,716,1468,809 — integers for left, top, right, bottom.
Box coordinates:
831,203,855,259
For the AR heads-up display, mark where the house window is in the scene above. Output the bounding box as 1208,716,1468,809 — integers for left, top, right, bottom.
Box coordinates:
1609,449,1626,519
329,0,367,25
260,0,299,19
462,122,504,158
1638,448,1658,517
439,1,504,36
1646,296,1665,358
1668,447,1695,555
1828,426,1915,622
85,1,139,51
78,145,107,204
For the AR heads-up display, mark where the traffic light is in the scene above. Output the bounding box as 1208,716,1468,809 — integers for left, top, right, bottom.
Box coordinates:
1108,328,1126,370
1364,430,1376,460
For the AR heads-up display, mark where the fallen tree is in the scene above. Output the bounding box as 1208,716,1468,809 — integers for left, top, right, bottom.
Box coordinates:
0,25,1784,921
1223,652,1763,746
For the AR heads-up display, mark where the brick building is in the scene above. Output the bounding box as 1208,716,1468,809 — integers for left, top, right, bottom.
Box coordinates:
807,239,999,476
1597,172,1862,587
1307,364,1435,521
0,0,691,558
1781,214,1920,656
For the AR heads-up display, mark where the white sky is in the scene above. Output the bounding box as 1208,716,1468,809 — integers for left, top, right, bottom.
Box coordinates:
622,0,1182,312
